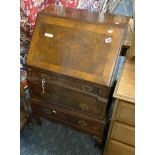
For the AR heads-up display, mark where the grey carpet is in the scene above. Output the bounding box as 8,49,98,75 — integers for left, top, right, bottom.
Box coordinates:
21,119,102,155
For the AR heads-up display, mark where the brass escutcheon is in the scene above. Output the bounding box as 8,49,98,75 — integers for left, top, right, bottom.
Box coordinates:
81,85,92,93
79,103,88,111
78,120,88,128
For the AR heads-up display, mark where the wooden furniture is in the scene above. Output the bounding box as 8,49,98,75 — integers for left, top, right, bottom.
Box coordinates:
123,19,134,48
104,60,135,154
26,6,129,144
122,18,135,60
20,83,28,129
126,18,135,60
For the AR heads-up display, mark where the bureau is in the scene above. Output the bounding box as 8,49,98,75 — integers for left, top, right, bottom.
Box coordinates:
104,60,135,154
26,6,129,144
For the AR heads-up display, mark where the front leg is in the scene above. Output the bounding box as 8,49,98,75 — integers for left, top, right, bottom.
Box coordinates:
93,136,103,147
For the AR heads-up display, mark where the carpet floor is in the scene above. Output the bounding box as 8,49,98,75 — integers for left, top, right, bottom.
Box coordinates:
21,119,102,155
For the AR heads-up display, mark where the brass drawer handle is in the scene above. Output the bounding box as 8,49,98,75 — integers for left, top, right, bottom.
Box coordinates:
81,86,92,93
79,103,88,111
78,120,88,128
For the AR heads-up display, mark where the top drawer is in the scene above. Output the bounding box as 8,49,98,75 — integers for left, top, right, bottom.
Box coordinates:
115,100,135,125
27,68,109,98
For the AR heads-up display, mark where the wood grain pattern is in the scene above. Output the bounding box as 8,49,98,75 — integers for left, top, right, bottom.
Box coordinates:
40,6,130,26
127,30,135,60
31,98,105,137
26,6,129,144
105,140,135,155
34,23,108,76
124,18,135,60
104,60,135,154
28,81,107,119
113,60,135,103
123,19,134,48
27,67,110,99
115,100,135,125
26,6,126,87
111,121,135,146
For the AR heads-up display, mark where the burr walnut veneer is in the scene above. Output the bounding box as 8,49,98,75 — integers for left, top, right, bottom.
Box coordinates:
26,6,128,143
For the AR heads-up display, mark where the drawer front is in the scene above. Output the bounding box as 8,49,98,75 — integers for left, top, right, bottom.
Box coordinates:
111,121,135,146
28,81,106,119
115,100,135,125
105,140,135,155
31,98,105,137
27,69,107,97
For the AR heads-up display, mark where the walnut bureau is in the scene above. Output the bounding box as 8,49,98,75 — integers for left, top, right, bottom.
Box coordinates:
104,60,135,154
26,6,129,144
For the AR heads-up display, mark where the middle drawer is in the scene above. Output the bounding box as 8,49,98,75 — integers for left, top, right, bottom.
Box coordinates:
28,81,107,119
111,121,135,146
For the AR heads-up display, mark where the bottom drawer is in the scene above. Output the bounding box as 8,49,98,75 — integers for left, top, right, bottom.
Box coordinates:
105,140,135,155
111,121,135,146
30,98,105,137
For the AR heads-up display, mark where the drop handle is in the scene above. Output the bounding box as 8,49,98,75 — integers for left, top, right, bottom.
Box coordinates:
78,120,88,128
79,103,88,111
81,85,92,93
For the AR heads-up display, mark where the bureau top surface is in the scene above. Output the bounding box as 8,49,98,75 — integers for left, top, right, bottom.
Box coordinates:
26,6,128,87
113,60,135,103
39,6,129,26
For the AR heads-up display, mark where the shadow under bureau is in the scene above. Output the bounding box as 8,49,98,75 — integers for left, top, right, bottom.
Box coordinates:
26,6,129,144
